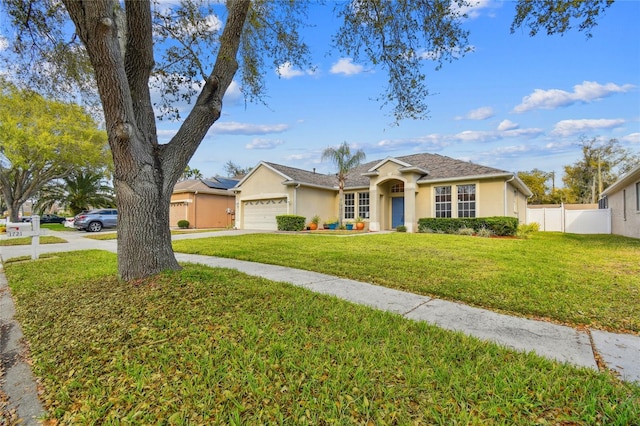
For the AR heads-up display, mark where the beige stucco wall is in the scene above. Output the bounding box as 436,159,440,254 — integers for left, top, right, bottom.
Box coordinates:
607,180,640,239
415,178,513,220
236,166,290,201
295,186,337,225
505,181,529,223
170,192,235,229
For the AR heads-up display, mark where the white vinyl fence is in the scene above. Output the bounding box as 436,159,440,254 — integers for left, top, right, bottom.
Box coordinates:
526,206,611,234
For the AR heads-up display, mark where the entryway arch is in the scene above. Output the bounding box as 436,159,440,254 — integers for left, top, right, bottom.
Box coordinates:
372,178,406,231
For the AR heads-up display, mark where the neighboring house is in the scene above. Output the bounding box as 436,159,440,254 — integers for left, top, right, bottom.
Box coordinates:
599,164,640,239
170,177,238,229
232,153,532,232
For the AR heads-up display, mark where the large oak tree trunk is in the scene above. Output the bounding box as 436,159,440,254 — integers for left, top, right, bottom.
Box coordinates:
115,154,180,279
63,0,250,280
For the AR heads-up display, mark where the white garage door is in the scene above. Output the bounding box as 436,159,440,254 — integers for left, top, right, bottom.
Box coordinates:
243,198,288,230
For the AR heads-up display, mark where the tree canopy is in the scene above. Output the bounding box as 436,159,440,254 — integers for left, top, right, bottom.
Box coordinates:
0,0,616,280
562,137,639,204
518,137,639,205
36,169,115,215
0,79,108,221
224,161,252,179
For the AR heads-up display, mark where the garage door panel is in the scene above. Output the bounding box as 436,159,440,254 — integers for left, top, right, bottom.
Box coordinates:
243,198,287,230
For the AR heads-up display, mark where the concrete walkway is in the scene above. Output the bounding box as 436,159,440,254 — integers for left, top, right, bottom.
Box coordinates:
1,229,639,424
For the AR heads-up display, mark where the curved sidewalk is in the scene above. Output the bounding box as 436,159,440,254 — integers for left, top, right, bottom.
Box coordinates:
1,230,639,423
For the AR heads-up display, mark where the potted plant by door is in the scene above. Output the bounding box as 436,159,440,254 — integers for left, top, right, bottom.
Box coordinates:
345,221,354,230
355,216,365,230
309,215,320,230
327,218,339,230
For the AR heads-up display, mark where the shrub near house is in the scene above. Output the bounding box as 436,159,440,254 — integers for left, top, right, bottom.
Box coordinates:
276,215,306,231
418,217,519,236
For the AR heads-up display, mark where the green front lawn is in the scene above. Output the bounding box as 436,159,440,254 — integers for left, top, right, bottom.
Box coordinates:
41,223,75,232
83,229,223,240
0,235,67,246
173,232,640,334
4,251,639,424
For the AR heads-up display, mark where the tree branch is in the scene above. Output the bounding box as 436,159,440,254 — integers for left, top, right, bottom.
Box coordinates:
162,0,251,191
124,0,157,145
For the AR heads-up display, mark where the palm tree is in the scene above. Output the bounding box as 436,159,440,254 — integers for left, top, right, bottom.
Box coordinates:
36,169,115,215
179,166,203,181
321,142,366,226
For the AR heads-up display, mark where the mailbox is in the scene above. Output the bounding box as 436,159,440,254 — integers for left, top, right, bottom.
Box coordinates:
6,222,27,237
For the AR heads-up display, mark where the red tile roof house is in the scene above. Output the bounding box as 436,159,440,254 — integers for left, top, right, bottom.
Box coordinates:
231,153,532,232
170,178,238,229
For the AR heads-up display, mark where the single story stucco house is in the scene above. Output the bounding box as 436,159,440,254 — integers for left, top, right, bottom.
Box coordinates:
170,177,238,229
599,164,640,239
231,153,532,232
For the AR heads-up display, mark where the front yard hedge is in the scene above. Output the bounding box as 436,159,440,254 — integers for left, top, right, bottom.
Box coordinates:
418,216,518,236
276,215,306,231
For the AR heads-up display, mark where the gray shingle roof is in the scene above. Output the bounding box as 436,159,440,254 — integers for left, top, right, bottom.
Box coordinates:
264,162,339,188
264,153,510,189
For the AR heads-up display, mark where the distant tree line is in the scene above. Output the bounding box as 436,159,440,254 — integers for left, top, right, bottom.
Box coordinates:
518,137,639,205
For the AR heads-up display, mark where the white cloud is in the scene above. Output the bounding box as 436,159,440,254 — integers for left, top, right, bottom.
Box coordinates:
277,62,304,79
456,106,494,121
454,0,499,20
454,126,543,143
620,132,640,144
551,118,625,136
489,144,530,155
285,152,318,162
211,121,289,135
203,14,223,32
373,135,450,153
245,138,285,150
330,58,364,76
152,10,222,38
368,122,543,154
275,61,317,79
513,81,636,113
497,119,519,131
0,36,8,52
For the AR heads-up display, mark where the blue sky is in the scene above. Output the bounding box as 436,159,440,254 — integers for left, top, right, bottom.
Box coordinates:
171,0,639,182
2,1,638,183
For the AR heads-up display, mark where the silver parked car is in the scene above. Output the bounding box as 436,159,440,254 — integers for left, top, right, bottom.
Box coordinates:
74,209,118,232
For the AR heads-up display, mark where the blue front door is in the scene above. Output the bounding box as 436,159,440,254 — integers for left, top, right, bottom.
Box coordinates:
391,197,404,228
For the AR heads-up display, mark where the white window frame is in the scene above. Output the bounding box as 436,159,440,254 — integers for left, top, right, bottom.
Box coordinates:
344,193,355,220
457,184,476,218
435,186,452,218
358,192,370,219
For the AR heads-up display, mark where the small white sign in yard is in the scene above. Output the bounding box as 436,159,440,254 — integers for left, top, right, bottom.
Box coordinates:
5,215,45,260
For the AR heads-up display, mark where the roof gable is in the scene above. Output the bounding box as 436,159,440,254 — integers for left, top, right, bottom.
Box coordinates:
367,157,413,172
